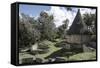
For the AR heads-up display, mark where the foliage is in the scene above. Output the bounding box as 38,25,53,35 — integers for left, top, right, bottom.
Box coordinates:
57,19,69,38
19,13,41,48
38,11,57,41
19,10,96,64
83,13,96,34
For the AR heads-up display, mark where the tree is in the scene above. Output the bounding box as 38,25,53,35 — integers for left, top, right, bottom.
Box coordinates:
19,21,32,48
57,19,69,38
19,13,41,48
83,13,96,34
65,7,73,11
63,19,69,38
38,11,56,41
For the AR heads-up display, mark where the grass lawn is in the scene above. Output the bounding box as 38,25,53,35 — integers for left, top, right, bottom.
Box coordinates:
19,40,62,63
68,51,96,61
33,40,62,59
19,39,96,63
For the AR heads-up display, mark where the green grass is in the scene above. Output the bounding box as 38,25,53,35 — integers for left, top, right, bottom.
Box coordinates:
35,40,61,59
19,40,62,63
19,39,96,63
68,51,96,61
19,53,35,64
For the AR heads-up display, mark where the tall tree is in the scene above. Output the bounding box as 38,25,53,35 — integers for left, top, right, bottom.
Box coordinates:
38,11,56,41
19,13,41,48
57,19,69,38
63,19,69,38
83,13,96,34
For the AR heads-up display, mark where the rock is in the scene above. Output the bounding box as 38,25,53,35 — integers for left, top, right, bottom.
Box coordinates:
30,43,38,51
30,50,39,55
70,44,83,53
21,58,34,64
54,57,66,62
87,42,96,49
48,58,56,62
38,49,49,54
55,41,71,49
35,58,43,63
45,48,73,59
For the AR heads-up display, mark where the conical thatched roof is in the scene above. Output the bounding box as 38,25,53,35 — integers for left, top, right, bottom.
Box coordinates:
68,9,87,34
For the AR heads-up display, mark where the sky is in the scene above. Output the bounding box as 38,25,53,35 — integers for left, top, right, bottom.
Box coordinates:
19,4,96,28
19,4,50,18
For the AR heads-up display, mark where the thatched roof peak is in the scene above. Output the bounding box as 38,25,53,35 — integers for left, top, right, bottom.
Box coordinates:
68,9,87,34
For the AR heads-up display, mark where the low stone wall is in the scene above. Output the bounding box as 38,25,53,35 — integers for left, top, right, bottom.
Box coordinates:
65,35,91,44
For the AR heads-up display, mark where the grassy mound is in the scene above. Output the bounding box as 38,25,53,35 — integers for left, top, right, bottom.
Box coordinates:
68,52,96,61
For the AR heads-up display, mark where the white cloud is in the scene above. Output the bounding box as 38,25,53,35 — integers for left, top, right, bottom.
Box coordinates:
34,15,39,20
29,7,96,29
29,14,34,18
80,8,96,15
45,6,77,28
19,13,22,19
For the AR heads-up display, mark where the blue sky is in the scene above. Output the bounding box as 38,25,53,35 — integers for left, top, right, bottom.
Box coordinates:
19,4,51,17
19,4,77,27
19,4,96,28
